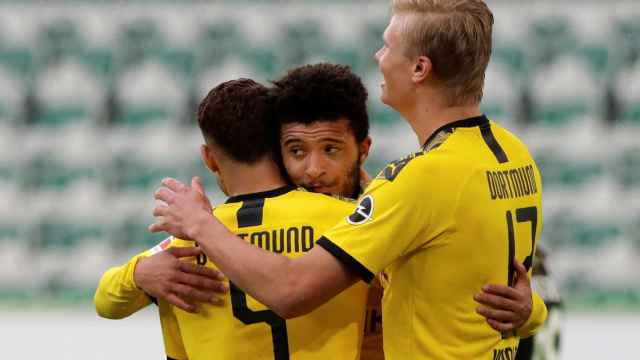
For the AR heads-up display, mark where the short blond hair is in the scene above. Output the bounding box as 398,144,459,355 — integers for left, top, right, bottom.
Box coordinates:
392,0,494,106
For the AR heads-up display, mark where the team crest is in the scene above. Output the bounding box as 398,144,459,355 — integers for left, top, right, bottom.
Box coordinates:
347,195,374,225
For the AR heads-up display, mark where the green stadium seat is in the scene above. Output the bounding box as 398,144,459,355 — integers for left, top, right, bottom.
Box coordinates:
529,54,601,126
115,19,167,68
278,21,329,68
535,152,605,188
0,66,25,124
113,60,188,126
32,60,106,126
612,60,640,125
196,21,247,69
527,16,577,67
615,147,640,188
482,62,522,126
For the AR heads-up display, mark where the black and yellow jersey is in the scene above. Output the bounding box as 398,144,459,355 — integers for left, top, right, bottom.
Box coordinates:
96,186,368,360
318,115,546,359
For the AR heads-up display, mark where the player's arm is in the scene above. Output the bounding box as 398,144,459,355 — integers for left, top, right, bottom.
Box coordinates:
95,244,227,318
151,174,429,319
194,222,359,318
94,252,153,319
151,178,361,318
474,260,548,336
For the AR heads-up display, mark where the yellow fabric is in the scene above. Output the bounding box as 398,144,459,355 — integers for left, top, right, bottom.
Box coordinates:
94,253,150,320
322,119,544,359
94,239,189,360
518,291,548,338
166,189,368,360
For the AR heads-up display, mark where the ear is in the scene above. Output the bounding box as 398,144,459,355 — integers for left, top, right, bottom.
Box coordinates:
201,144,219,174
412,56,432,84
358,136,373,164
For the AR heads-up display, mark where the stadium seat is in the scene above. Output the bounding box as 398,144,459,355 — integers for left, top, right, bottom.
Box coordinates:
278,20,329,69
529,54,601,126
197,59,262,100
0,66,25,124
36,19,85,65
482,61,522,127
612,60,640,125
32,60,106,126
195,20,247,69
113,59,188,126
115,18,167,68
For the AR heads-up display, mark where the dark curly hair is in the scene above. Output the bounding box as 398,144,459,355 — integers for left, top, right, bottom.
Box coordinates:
271,63,369,143
197,78,276,163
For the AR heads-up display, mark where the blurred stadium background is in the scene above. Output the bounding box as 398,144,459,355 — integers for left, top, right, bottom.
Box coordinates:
0,0,638,358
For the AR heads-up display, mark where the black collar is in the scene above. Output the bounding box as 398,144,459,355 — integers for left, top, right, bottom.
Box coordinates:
422,115,489,150
225,185,297,204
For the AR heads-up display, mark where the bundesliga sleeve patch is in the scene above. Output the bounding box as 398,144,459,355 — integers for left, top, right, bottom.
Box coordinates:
148,236,173,255
347,195,374,225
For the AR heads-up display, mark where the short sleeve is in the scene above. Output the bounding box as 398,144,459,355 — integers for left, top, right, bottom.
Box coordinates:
317,157,450,282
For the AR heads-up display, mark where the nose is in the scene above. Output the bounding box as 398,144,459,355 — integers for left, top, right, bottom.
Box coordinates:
305,152,326,180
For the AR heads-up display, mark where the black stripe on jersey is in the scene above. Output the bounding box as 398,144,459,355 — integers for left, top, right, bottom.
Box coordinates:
422,115,489,150
148,295,158,305
226,185,296,204
316,236,374,283
237,198,266,228
480,123,509,164
231,283,290,360
167,357,178,360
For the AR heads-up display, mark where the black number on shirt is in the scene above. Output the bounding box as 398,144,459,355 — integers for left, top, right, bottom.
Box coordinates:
504,207,537,339
230,282,289,360
505,207,537,285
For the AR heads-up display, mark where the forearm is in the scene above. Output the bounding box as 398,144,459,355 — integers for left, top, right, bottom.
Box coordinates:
192,218,304,316
94,255,151,319
517,290,548,338
192,217,355,318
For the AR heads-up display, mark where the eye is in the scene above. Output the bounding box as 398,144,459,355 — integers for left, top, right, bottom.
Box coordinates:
288,147,305,157
325,145,340,155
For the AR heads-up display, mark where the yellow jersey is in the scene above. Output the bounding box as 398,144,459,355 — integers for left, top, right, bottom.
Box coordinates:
95,186,369,360
318,115,546,359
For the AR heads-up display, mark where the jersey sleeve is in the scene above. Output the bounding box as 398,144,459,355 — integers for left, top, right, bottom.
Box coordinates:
517,290,548,338
94,236,176,319
94,251,152,319
318,157,453,282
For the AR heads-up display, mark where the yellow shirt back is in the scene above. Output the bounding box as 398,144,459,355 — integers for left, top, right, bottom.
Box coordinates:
319,116,543,359
165,186,368,360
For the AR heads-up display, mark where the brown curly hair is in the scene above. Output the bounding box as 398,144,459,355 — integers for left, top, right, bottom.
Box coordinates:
271,63,370,143
197,78,277,163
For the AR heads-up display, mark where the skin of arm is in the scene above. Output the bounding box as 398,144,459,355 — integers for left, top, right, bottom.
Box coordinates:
95,244,226,318
152,177,541,330
151,178,360,319
194,218,358,318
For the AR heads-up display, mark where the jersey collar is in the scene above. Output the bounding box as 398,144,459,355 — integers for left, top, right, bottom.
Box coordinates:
225,185,297,204
422,114,489,150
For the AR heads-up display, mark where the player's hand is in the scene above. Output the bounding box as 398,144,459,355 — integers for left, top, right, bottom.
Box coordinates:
149,177,214,240
474,260,532,332
134,246,228,313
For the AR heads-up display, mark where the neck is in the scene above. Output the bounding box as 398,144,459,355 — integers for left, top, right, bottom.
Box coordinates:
219,158,287,198
400,87,482,146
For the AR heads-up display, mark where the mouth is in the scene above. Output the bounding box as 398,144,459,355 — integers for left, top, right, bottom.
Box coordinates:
306,183,334,194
